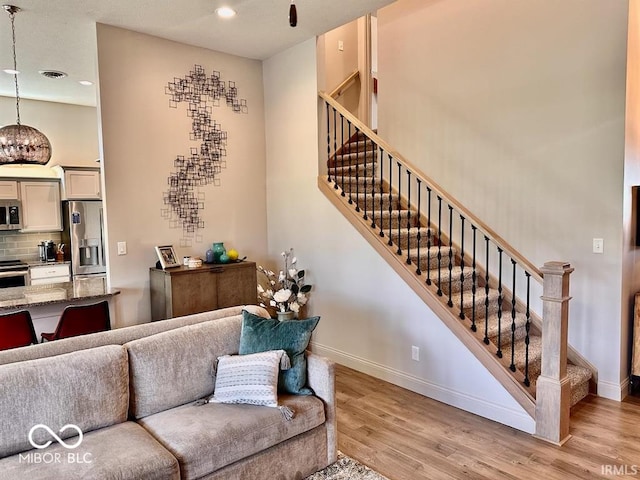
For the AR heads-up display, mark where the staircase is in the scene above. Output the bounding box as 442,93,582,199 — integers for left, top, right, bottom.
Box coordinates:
319,92,596,444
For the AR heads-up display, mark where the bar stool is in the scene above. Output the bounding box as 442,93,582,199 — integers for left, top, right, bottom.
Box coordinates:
0,310,38,351
41,301,111,342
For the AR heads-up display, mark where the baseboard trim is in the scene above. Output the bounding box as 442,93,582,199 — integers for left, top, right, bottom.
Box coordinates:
598,377,630,401
311,341,535,434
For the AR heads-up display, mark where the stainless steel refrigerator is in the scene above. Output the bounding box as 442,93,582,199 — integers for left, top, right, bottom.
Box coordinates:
61,200,106,278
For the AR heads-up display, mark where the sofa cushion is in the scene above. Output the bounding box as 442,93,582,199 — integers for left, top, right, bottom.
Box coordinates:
125,316,242,419
211,350,289,408
0,345,129,459
239,310,319,394
137,394,325,480
0,421,179,480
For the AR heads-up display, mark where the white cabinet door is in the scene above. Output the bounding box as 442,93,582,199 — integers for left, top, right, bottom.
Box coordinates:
20,181,62,232
30,264,70,282
0,181,19,199
63,170,101,200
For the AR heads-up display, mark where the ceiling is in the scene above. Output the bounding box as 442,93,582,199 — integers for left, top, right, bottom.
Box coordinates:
0,0,394,107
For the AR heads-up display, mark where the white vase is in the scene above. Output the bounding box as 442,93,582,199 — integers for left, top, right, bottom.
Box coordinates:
277,310,295,321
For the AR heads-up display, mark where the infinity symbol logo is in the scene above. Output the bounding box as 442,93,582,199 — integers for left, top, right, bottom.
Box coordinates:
28,424,83,450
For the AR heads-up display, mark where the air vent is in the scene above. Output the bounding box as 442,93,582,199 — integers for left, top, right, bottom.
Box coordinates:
38,70,67,79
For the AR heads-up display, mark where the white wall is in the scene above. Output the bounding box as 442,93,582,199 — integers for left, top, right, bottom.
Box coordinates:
376,0,629,398
0,96,99,171
624,0,640,380
263,39,534,432
96,24,268,327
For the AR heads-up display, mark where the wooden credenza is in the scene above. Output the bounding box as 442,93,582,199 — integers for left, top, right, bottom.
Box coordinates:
149,261,257,321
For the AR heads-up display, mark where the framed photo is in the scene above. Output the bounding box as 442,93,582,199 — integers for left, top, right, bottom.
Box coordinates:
155,245,180,269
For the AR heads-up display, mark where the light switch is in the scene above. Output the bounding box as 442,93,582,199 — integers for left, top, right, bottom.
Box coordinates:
593,238,604,254
117,241,127,255
338,40,344,51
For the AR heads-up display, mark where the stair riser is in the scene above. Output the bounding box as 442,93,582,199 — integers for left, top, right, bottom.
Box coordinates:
339,140,376,153
331,165,376,177
335,180,382,195
378,215,416,230
353,195,400,212
329,151,377,168
389,231,433,250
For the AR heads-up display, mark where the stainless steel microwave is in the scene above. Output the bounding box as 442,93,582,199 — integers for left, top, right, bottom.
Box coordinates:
0,200,22,230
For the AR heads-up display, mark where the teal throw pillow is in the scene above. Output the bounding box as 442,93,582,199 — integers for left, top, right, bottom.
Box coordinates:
239,310,320,395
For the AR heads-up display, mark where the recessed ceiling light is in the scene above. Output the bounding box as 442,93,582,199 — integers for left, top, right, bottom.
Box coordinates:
3,68,19,74
216,6,236,18
78,80,93,86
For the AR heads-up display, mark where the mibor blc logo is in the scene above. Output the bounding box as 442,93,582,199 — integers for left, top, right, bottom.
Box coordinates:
19,424,93,465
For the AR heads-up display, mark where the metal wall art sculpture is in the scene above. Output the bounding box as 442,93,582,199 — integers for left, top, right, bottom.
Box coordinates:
162,65,247,245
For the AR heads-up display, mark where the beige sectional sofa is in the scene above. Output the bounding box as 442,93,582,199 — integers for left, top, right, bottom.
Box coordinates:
0,305,336,480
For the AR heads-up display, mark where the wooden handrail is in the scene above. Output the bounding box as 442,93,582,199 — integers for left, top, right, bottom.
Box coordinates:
319,90,544,283
329,70,360,99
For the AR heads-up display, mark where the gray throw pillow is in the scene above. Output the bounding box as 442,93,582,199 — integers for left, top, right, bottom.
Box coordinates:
239,310,320,395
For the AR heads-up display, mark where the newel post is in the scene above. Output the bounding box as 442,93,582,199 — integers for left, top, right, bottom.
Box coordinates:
534,261,573,445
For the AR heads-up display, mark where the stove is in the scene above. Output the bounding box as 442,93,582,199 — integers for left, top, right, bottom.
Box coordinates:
0,260,29,288
0,260,28,271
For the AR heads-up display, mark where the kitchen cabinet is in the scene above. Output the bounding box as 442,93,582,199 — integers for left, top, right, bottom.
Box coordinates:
54,166,101,200
30,263,71,285
149,261,257,321
19,180,62,232
0,181,18,200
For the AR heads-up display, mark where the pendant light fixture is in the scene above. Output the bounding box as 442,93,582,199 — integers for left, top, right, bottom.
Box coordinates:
0,5,51,165
289,1,297,27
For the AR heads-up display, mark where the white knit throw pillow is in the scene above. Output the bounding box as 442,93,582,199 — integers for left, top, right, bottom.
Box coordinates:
210,350,290,408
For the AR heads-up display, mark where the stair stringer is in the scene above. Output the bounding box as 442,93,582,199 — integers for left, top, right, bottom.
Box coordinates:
318,176,537,418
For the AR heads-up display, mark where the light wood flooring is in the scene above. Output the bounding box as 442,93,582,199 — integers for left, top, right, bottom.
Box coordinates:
336,364,640,480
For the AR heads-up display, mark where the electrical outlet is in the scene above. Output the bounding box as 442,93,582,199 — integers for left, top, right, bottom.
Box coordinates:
593,238,604,254
411,345,420,361
117,241,127,255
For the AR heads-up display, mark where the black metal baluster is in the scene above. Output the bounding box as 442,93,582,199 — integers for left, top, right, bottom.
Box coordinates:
483,236,490,344
335,112,343,190
496,247,503,358
416,179,422,275
332,108,337,184
347,120,353,204
362,135,368,219
436,196,443,296
471,225,477,331
524,272,532,387
370,140,377,228
509,259,517,372
379,147,385,237
326,103,331,183
387,154,393,245
405,170,412,264
355,127,361,213
459,215,466,319
447,205,454,308
396,162,402,256
426,187,433,285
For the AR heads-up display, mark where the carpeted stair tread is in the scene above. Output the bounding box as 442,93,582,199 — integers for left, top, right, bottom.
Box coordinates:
353,193,400,211
338,139,377,154
331,164,377,178
472,311,530,343
428,266,474,294
528,364,592,406
499,335,542,379
378,210,419,229
453,288,501,318
329,150,377,167
403,246,457,271
389,227,434,250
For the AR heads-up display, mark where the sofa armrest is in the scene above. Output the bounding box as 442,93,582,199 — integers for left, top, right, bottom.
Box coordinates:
306,352,337,465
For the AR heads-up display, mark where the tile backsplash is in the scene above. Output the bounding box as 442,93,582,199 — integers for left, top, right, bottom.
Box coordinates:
0,231,62,262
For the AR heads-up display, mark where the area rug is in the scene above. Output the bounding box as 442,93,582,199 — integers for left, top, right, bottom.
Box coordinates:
305,452,389,480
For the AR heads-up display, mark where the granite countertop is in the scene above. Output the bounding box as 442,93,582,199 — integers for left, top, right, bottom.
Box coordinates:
0,277,120,310
27,261,71,267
